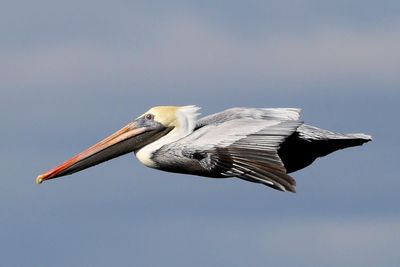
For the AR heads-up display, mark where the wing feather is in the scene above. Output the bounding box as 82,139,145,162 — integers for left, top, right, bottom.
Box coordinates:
185,119,302,192
196,108,301,128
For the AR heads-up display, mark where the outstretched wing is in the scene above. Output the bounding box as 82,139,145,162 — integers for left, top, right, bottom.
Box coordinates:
158,115,303,192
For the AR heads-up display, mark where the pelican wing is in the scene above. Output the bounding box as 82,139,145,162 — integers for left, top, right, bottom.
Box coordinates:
163,118,303,192
196,108,301,129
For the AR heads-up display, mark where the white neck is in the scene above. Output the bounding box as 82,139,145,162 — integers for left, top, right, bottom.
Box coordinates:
135,106,200,167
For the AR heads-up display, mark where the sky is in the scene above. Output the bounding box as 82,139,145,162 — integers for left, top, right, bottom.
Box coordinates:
1,0,400,266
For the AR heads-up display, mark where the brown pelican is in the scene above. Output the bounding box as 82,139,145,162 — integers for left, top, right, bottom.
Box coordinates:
36,106,371,192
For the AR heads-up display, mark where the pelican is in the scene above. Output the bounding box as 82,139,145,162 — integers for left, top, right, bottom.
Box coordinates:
36,106,371,192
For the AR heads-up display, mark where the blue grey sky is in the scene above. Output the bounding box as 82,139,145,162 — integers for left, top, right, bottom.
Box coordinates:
1,1,399,266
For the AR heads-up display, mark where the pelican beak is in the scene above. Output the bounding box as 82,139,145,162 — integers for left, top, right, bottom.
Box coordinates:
36,120,165,184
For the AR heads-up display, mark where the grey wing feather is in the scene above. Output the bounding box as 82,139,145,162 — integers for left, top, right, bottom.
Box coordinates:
297,125,372,141
196,108,301,128
179,118,303,192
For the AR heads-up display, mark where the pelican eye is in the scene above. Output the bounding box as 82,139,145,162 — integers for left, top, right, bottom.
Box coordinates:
145,113,154,120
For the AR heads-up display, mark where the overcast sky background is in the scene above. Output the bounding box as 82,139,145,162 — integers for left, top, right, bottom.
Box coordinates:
1,1,399,266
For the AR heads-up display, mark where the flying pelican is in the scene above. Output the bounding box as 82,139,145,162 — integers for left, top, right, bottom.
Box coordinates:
36,106,371,192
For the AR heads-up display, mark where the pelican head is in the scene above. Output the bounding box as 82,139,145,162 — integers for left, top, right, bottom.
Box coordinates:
36,106,198,184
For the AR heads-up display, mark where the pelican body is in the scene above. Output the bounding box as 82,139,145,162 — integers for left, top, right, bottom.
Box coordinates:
37,106,371,192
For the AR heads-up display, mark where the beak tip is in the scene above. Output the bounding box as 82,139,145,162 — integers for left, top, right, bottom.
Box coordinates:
36,175,44,185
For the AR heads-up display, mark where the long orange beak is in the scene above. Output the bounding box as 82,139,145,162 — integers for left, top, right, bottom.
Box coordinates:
36,122,148,184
